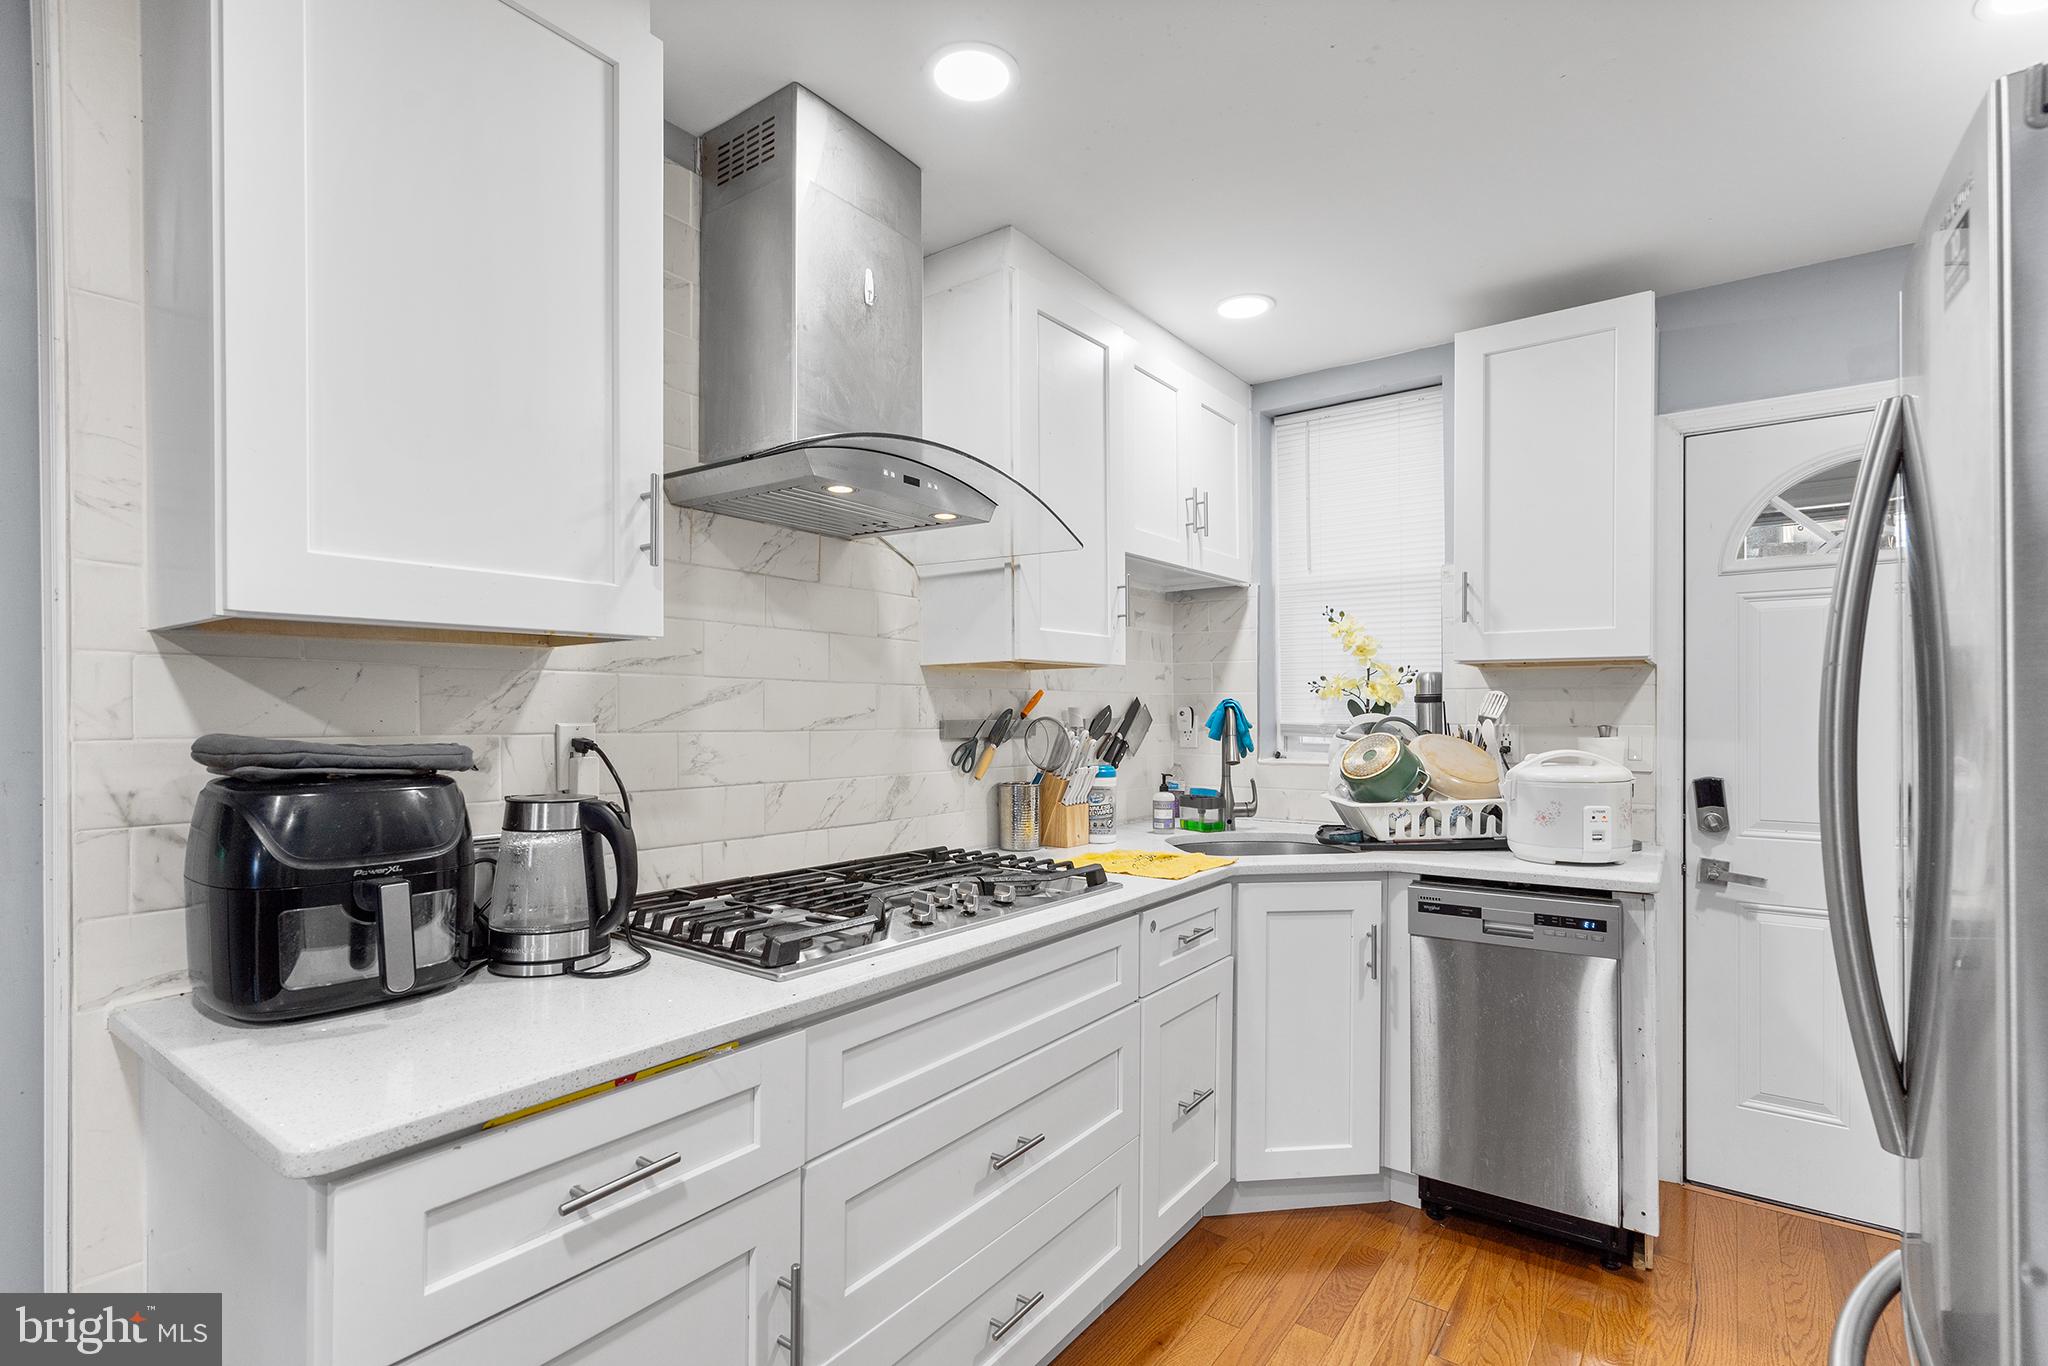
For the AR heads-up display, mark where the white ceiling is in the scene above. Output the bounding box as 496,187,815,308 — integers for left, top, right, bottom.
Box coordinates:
654,1,2048,385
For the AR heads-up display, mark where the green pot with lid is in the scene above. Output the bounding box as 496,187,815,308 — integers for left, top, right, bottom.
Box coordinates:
1338,733,1427,804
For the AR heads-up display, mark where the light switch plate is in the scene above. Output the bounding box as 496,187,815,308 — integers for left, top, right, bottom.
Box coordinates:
1619,725,1654,774
554,722,598,794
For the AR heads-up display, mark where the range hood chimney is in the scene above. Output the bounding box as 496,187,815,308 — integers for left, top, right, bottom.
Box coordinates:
663,84,1076,561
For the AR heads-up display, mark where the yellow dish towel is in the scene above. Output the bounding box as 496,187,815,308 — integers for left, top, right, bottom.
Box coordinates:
1069,849,1237,880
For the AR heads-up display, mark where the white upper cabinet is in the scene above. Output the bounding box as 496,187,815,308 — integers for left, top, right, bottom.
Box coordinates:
1117,348,1253,585
1184,377,1254,582
921,229,1253,665
921,240,1127,667
141,0,665,640
1446,291,1656,664
1121,347,1194,566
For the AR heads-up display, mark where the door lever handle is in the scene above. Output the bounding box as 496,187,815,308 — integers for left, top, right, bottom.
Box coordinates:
1698,857,1765,887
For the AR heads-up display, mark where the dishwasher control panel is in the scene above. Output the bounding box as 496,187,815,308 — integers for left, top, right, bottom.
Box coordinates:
1411,882,1620,959
1533,912,1610,941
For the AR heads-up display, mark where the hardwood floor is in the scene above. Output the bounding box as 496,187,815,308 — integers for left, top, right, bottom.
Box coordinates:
1054,1183,1907,1366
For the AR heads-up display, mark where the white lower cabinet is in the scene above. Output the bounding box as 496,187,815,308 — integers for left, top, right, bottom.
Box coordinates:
403,1172,800,1366
1139,958,1234,1259
332,1033,804,1366
804,918,1139,1156
829,1141,1142,1366
802,1005,1142,1363
1137,883,1232,994
139,882,1405,1366
1234,879,1384,1181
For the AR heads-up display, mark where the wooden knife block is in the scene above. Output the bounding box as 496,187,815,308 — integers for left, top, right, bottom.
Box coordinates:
1036,775,1093,848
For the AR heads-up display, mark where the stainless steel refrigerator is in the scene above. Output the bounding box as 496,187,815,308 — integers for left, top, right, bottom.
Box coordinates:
1825,63,2048,1366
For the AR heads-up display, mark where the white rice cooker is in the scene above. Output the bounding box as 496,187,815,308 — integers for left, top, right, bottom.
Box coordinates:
1500,749,1634,865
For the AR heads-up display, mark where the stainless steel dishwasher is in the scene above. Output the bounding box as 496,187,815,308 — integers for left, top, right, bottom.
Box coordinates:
1409,878,1630,1267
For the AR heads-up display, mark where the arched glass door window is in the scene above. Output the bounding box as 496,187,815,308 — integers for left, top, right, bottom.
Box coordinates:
1734,455,1899,563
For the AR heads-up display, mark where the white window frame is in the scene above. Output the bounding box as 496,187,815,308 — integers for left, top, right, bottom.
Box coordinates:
1261,383,1448,762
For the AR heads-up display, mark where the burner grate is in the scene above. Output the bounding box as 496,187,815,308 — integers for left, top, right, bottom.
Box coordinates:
625,847,1110,977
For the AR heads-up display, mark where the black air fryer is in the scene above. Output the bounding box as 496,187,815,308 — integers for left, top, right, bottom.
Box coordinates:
184,773,477,1022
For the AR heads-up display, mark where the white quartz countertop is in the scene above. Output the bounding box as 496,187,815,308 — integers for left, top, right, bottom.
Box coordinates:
111,821,1665,1179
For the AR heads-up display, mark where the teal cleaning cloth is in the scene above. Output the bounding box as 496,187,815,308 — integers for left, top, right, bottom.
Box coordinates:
1206,699,1253,754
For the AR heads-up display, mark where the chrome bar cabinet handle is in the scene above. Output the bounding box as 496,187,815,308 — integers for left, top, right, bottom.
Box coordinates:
1185,486,1200,532
1197,490,1211,535
1177,1087,1215,1115
1366,923,1379,979
989,1291,1044,1342
558,1151,682,1216
989,1133,1045,1170
637,471,663,566
1176,924,1215,947
776,1261,802,1362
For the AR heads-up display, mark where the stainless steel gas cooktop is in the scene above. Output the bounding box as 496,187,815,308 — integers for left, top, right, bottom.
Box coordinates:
625,847,1115,979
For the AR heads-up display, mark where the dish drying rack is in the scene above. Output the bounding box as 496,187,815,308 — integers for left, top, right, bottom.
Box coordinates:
1322,738,1511,850
1327,794,1508,847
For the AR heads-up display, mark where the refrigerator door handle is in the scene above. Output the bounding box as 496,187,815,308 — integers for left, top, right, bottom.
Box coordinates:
1894,394,1953,1158
1827,1248,1902,1366
1820,395,1914,1156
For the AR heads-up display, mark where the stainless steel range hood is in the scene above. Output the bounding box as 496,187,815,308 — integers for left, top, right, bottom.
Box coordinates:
663,84,1078,562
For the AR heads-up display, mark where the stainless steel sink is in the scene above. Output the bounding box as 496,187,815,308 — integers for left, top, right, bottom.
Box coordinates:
1169,834,1334,857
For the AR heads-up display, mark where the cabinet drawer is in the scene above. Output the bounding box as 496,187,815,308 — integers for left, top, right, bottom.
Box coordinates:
805,1005,1140,1361
835,1140,1140,1366
400,1171,800,1366
806,918,1141,1155
329,1033,804,1366
1139,884,1233,993
1140,958,1234,1260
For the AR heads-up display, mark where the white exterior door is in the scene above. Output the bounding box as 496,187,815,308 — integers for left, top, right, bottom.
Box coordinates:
217,0,664,637
1448,291,1655,663
1012,278,1122,665
1234,880,1382,1181
1684,408,1905,1227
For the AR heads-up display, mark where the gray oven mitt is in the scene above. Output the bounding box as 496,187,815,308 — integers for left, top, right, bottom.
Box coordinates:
191,734,477,779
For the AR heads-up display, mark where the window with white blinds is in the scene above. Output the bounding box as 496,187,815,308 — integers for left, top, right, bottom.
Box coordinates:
1271,387,1445,748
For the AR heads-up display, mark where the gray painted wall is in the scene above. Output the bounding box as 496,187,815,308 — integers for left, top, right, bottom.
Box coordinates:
0,0,42,1292
1657,246,1906,413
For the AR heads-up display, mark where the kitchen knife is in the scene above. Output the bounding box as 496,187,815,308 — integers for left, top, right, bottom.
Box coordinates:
1098,697,1143,761
1105,703,1152,768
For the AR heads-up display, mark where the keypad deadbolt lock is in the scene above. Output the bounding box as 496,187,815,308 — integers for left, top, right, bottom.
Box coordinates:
1693,776,1729,834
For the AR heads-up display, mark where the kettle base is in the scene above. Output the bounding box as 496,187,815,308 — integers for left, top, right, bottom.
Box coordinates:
481,921,612,976
487,945,612,977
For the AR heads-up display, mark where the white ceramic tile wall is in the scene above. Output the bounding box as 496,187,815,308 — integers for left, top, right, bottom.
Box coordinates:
1169,587,1660,838
57,1,1177,1288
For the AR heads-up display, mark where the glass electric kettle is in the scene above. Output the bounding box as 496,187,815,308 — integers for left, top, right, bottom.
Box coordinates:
480,794,638,976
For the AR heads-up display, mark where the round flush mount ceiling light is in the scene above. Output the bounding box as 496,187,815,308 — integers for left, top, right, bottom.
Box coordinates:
930,43,1017,102
1975,0,2048,17
1216,293,1275,320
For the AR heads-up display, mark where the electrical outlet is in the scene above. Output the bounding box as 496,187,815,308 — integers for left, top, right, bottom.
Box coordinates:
554,722,598,794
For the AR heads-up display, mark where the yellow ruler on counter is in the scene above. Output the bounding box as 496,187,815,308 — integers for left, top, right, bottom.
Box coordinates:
481,1041,741,1130
1067,849,1237,880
